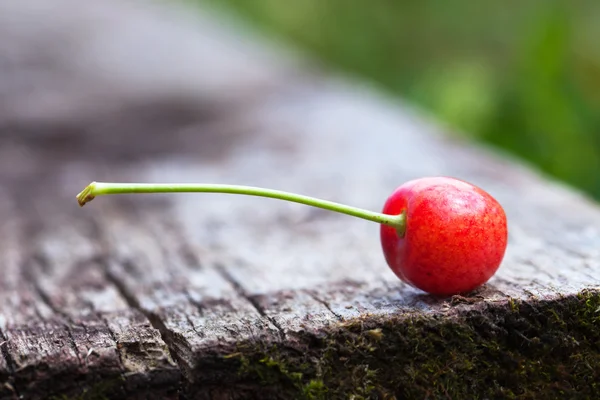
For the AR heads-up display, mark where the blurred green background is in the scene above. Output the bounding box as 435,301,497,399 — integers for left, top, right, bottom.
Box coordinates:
200,0,600,198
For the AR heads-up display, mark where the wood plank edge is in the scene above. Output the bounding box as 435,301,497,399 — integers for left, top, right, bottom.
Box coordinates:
183,288,599,399
3,288,598,399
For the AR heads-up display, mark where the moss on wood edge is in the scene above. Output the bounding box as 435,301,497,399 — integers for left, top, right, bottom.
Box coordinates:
15,290,600,400
217,289,600,400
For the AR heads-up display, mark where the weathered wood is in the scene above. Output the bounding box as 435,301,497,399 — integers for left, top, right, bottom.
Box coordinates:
1,0,599,399
0,184,180,399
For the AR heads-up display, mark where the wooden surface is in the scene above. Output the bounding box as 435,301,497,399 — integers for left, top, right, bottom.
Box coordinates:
1,1,600,399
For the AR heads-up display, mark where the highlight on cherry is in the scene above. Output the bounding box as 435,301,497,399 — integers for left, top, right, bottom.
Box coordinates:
76,177,508,296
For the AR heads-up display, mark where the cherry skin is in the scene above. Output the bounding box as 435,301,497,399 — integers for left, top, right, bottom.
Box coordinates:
380,177,508,296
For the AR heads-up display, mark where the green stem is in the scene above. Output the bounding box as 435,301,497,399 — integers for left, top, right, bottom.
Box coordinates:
76,181,406,233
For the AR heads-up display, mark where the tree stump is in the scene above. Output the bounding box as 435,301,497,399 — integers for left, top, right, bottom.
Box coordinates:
1,1,599,399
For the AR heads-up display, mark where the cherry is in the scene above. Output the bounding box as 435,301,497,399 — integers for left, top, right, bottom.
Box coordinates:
380,177,507,296
76,177,507,296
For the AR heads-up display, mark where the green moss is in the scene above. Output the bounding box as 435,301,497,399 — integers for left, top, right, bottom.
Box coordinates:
302,379,326,399
508,297,519,313
226,290,600,399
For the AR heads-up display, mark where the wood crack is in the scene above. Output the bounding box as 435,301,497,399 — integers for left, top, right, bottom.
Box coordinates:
101,258,189,380
99,313,125,368
22,258,54,312
185,292,205,318
98,313,132,387
183,293,206,339
65,325,82,365
184,314,204,339
0,328,20,398
304,290,343,321
20,254,92,398
215,264,287,340
22,254,84,366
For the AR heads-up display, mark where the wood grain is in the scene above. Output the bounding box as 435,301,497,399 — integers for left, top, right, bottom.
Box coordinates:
0,0,599,399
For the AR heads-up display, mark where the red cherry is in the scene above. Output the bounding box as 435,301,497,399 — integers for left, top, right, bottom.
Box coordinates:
380,177,508,296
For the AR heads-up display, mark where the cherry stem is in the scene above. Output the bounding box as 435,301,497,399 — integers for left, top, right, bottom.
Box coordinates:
76,182,406,234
